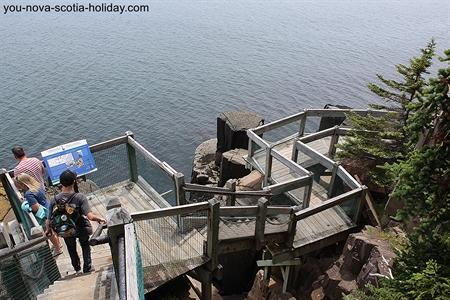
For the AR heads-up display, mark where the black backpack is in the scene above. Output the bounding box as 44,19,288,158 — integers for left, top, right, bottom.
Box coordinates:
50,193,82,238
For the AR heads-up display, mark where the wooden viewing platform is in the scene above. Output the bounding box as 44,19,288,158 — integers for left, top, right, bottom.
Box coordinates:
0,108,388,299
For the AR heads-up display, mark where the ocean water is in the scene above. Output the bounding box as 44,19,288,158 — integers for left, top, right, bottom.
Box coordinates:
1,0,449,181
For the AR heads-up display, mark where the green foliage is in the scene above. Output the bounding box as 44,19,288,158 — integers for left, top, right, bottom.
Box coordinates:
340,44,450,300
336,40,437,187
389,48,450,232
367,47,450,300
406,260,450,300
371,232,450,300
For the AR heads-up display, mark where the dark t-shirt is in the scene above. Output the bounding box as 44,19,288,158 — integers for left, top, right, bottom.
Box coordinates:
25,187,49,210
48,192,92,235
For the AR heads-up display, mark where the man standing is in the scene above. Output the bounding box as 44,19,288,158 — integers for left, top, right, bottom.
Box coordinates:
46,170,106,274
12,146,46,188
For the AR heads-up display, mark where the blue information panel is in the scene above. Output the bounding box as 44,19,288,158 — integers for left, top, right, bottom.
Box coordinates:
41,139,97,185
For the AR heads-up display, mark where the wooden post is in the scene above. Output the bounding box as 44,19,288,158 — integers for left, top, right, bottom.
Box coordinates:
248,138,255,169
328,163,339,197
285,208,297,248
353,185,368,224
264,147,273,187
355,175,381,227
262,249,272,281
291,138,299,162
298,112,307,137
225,179,236,206
328,127,339,158
281,265,295,293
302,175,313,209
255,198,268,251
106,197,134,297
206,200,220,272
174,172,186,206
124,223,142,300
125,131,139,182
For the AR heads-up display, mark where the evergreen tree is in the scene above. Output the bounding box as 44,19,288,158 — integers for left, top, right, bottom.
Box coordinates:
390,48,450,232
336,40,436,187
370,48,450,300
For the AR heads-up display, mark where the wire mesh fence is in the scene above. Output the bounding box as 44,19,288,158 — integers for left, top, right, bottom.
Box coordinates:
133,209,209,290
0,242,60,300
135,149,177,206
85,142,130,190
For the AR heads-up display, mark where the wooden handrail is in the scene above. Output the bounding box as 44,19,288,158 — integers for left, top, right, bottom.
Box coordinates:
127,136,177,177
131,202,210,221
294,187,364,221
250,109,388,136
294,140,337,171
184,183,273,197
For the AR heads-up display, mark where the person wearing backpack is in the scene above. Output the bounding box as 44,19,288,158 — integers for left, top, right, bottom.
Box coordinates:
45,170,106,274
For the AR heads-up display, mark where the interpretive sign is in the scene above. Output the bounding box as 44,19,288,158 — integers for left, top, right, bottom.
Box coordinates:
41,139,97,185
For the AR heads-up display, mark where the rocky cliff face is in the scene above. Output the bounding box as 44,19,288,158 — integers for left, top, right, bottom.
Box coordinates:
247,226,399,300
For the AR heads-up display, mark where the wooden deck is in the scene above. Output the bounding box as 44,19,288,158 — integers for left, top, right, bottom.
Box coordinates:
249,136,358,255
45,133,358,298
45,177,179,299
54,177,166,276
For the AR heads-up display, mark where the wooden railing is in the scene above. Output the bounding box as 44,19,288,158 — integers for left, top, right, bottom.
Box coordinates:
246,109,380,219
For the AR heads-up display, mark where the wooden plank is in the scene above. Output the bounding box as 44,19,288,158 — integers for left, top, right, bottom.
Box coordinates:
336,167,360,190
257,258,302,267
298,126,336,144
132,202,209,221
355,175,381,227
127,136,176,177
295,188,363,221
90,135,128,153
251,111,307,135
219,206,258,216
265,176,311,195
247,130,271,149
295,141,336,171
125,223,140,299
305,108,388,118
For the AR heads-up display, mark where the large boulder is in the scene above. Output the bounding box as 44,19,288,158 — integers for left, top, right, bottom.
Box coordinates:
191,138,220,186
216,110,264,165
219,148,251,187
321,226,397,299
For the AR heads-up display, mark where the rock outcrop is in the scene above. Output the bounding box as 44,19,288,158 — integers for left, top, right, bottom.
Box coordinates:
248,226,399,300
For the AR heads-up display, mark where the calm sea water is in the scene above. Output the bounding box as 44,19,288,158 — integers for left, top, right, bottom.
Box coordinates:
1,0,449,182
